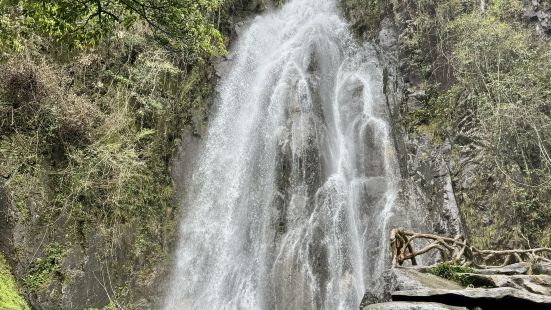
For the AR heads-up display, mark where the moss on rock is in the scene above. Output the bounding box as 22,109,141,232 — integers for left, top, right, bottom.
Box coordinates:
429,263,495,288
0,254,29,310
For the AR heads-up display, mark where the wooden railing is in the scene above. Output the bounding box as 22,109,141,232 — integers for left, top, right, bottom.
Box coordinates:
391,229,551,268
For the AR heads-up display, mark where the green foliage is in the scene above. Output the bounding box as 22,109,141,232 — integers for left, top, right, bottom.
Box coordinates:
398,0,475,84
489,0,525,21
342,0,387,38
0,3,24,54
446,10,551,248
0,0,224,61
0,20,213,302
0,27,212,218
405,84,458,141
23,243,65,291
0,254,29,310
429,263,490,287
430,262,472,277
0,0,241,307
398,0,551,247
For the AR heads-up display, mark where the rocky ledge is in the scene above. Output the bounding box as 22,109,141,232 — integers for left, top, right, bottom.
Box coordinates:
393,287,551,309
364,301,466,310
362,263,551,310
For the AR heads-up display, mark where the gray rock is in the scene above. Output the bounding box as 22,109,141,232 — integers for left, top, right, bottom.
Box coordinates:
406,96,424,112
60,230,112,309
363,301,467,310
526,0,551,35
0,183,15,261
409,89,427,101
234,21,248,37
393,268,463,291
393,287,551,309
534,263,551,276
495,275,551,296
473,262,529,275
361,268,462,307
172,127,205,207
460,273,551,296
378,18,398,52
525,8,539,21
214,55,233,79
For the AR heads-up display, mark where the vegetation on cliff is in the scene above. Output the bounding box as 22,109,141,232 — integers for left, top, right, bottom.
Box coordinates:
0,0,262,308
0,0,224,59
398,0,551,249
344,0,551,249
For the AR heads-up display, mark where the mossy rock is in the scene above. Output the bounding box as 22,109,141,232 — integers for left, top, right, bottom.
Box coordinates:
0,254,29,310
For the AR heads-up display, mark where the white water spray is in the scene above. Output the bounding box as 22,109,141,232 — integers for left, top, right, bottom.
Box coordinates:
164,0,402,308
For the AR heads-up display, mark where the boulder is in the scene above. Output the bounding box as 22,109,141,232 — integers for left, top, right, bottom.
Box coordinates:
534,263,551,276
460,273,551,296
471,262,529,275
360,267,462,306
363,301,467,310
392,287,551,309
392,268,463,291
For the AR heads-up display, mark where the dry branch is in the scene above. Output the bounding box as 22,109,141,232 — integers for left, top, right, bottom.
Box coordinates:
390,228,551,268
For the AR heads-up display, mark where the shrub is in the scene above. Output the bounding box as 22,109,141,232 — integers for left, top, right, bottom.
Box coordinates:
23,243,65,292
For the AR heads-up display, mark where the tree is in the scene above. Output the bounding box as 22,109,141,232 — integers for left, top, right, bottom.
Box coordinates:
0,0,224,61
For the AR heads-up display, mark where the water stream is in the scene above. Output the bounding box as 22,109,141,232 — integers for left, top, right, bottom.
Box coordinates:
164,0,403,308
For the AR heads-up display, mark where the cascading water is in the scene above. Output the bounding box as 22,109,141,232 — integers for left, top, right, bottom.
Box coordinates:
164,0,405,308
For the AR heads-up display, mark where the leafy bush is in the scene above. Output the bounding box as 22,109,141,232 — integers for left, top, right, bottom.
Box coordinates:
0,0,225,62
23,243,65,291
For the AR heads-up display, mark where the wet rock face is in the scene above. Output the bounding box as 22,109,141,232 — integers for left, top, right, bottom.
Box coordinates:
267,52,332,309
59,231,113,309
0,184,15,261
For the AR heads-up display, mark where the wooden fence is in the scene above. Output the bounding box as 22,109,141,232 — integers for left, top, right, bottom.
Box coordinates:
391,229,551,268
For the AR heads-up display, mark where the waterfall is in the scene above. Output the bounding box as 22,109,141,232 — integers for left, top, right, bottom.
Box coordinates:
164,0,402,308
